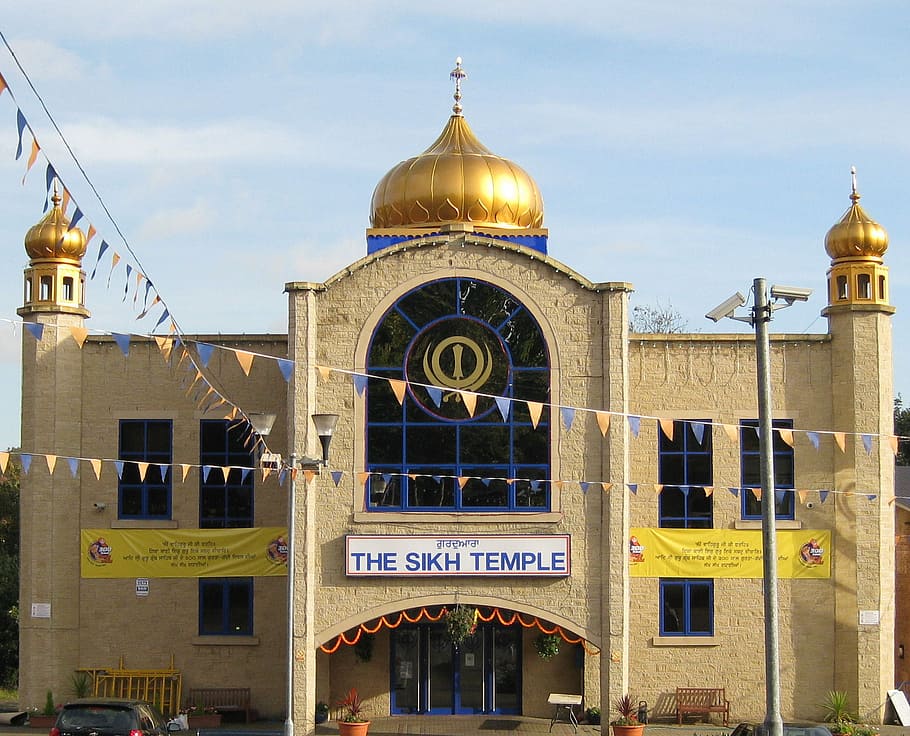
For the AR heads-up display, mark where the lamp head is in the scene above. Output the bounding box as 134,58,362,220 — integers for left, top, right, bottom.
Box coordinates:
312,413,339,465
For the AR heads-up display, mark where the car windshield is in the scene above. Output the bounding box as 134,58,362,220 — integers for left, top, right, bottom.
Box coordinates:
58,706,136,732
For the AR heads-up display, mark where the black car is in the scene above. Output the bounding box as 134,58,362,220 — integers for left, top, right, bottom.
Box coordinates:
730,722,834,736
52,698,180,736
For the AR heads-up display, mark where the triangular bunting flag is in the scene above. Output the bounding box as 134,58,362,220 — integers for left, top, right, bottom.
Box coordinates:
67,457,79,478
728,487,740,498
90,240,109,279
628,416,640,437
691,421,706,445
90,459,102,479
427,386,443,408
797,490,809,505
277,359,294,382
181,464,191,482
658,418,674,441
357,472,370,487
235,350,255,376
833,432,846,453
526,400,543,428
261,467,272,483
703,486,714,497
494,395,510,420
866,494,876,501
595,411,610,437
23,138,40,184
202,466,212,482
197,342,215,367
45,455,57,474
655,484,663,495
25,322,44,341
462,392,478,417
778,428,794,448
137,462,149,482
806,431,820,450
70,326,89,347
889,435,899,455
751,487,762,501
579,482,590,494
159,465,168,482
628,484,638,495
457,476,469,489
388,379,407,404
0,452,8,474
331,470,344,486
112,333,131,356
303,470,316,484
861,434,872,454
723,423,739,443
819,490,830,504
114,461,124,479
353,375,368,396
602,482,612,493
15,109,27,160
21,454,32,474
560,406,575,430
317,365,331,381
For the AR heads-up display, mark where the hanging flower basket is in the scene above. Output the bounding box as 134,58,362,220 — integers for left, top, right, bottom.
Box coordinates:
444,606,477,646
535,632,561,660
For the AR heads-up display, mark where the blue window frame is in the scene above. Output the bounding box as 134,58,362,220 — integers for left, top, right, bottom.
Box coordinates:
118,419,172,519
199,420,254,528
740,419,795,520
659,579,714,636
366,278,550,512
199,578,253,635
657,420,713,528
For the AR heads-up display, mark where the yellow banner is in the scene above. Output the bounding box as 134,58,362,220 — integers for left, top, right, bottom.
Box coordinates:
629,528,830,579
81,527,289,579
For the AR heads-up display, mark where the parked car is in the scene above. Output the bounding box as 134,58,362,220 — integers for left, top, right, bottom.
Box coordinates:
731,722,834,736
51,698,180,736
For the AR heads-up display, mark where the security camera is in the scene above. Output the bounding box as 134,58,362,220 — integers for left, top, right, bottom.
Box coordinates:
92,502,106,510
705,292,747,322
805,501,815,509
770,285,813,304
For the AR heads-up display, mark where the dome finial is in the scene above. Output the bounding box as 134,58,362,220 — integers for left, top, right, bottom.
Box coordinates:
450,56,466,116
850,165,860,203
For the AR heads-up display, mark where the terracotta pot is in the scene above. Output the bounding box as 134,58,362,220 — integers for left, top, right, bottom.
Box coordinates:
611,724,645,736
188,714,222,728
28,714,58,729
337,720,370,736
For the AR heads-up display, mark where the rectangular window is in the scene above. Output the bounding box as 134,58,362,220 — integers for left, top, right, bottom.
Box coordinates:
658,420,714,636
199,578,253,635
740,419,795,520
658,420,713,528
199,420,254,528
118,420,172,519
660,579,714,636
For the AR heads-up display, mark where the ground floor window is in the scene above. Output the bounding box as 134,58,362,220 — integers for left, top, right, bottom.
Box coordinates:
391,623,521,714
199,578,253,635
660,578,713,636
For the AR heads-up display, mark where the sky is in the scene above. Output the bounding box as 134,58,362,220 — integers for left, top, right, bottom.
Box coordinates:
1,0,909,451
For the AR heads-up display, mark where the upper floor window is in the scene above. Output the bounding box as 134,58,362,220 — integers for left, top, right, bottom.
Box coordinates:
118,420,172,519
658,420,713,528
199,578,253,635
740,419,795,520
660,578,714,636
199,420,254,528
366,278,550,512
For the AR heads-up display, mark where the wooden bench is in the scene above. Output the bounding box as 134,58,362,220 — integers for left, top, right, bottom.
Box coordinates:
187,687,254,723
676,687,730,726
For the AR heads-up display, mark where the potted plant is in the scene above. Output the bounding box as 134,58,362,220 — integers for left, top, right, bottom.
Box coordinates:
315,701,329,724
184,705,222,728
336,688,369,736
535,632,561,660
586,706,601,725
443,605,477,647
611,694,644,736
28,691,58,728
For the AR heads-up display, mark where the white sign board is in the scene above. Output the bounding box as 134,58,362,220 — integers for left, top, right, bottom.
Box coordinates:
136,578,150,597
887,690,910,726
346,534,571,577
859,610,880,625
30,603,51,618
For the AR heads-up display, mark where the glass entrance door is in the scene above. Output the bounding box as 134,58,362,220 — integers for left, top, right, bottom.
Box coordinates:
390,623,521,715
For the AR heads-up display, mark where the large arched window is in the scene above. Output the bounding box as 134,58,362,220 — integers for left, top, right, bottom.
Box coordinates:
366,278,550,512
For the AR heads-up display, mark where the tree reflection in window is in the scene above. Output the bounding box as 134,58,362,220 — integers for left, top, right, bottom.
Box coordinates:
367,278,550,511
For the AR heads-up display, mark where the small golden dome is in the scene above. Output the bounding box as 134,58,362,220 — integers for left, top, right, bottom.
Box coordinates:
370,58,544,230
24,191,87,263
824,168,888,261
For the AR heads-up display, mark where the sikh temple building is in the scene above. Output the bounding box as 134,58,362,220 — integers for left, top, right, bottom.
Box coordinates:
16,61,901,729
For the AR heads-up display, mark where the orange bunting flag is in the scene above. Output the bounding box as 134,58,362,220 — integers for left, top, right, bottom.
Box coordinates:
22,138,40,184
833,432,846,453
154,336,172,359
461,391,477,417
505,478,516,486
595,411,611,437
357,472,370,487
388,379,407,405
526,400,543,428
408,473,418,480
0,452,8,474
601,482,612,493
658,418,674,441
303,469,316,484
722,423,739,443
317,365,331,381
797,490,810,505
457,476,469,489
655,484,664,494
751,488,762,501
137,462,149,482
261,467,272,483
703,486,714,497
0,72,7,96
889,435,899,455
90,459,102,479
45,454,57,474
86,224,97,245
70,326,89,347
61,187,71,215
553,480,564,490
778,428,794,447
235,350,255,376
180,464,191,482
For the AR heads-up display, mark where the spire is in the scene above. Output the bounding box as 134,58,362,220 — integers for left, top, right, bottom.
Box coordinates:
450,57,466,116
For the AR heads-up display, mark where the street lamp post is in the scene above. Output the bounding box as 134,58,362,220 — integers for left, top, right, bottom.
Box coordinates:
706,278,811,736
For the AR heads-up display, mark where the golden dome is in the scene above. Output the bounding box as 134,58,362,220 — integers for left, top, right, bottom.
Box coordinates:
369,58,544,230
24,191,87,263
824,168,888,261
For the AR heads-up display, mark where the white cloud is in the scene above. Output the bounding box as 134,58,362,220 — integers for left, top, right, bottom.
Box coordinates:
3,38,90,81
136,200,214,241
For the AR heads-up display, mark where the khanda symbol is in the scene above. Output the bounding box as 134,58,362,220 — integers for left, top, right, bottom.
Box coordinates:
423,336,494,402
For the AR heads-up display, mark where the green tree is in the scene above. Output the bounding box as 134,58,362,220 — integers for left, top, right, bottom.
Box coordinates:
0,455,20,687
896,396,910,466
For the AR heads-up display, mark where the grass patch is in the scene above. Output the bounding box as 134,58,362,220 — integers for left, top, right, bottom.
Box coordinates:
0,685,18,701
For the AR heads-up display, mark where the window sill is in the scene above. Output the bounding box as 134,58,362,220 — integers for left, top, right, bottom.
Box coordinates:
733,519,801,530
353,511,562,524
652,636,719,647
191,636,260,646
111,519,179,529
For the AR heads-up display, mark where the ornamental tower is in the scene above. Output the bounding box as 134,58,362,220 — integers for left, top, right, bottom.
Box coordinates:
822,169,895,717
